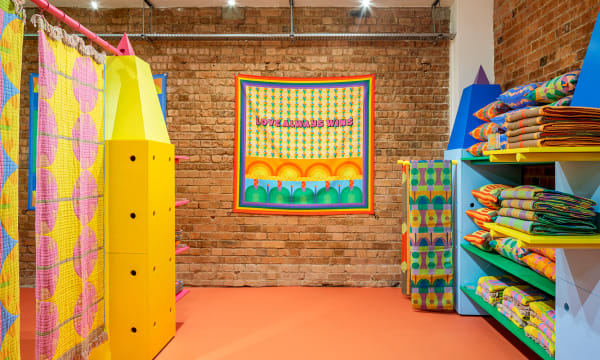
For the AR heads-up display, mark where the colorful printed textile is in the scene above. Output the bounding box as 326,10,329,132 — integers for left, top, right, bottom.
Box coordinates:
496,215,596,234
529,300,556,331
538,321,556,342
463,230,493,251
487,133,507,150
466,141,488,157
498,207,596,227
497,303,527,328
505,122,600,137
500,185,596,215
505,116,600,131
525,70,580,103
531,248,556,262
0,5,22,359
36,32,107,359
550,94,573,106
503,285,549,307
490,238,530,265
504,105,600,122
472,184,511,209
524,325,556,356
233,74,375,215
522,253,556,281
490,107,536,128
477,275,521,293
506,136,600,148
503,298,530,320
469,122,502,141
408,160,453,311
498,82,544,109
501,199,596,219
473,100,511,121
466,207,497,229
476,286,502,305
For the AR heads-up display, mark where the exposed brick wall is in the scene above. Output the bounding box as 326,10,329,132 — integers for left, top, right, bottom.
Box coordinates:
18,7,450,286
494,0,600,91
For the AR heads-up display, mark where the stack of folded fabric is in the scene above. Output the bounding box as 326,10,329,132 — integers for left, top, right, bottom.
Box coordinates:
497,285,549,329
495,185,598,235
464,184,512,251
526,300,556,357
521,249,556,281
475,275,522,305
504,105,600,148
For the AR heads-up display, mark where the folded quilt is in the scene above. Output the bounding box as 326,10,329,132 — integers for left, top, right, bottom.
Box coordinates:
503,298,530,320
506,137,600,148
496,215,597,234
504,105,600,123
529,301,556,331
505,116,600,131
507,132,600,144
505,122,600,137
497,303,527,328
489,237,530,265
500,185,596,210
476,286,502,305
477,275,521,293
531,247,556,262
498,207,596,225
524,325,556,356
538,321,556,343
501,199,596,219
503,285,549,308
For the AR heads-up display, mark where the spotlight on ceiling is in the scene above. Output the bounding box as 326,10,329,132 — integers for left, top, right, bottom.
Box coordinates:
91,1,99,9
361,0,371,7
227,0,236,6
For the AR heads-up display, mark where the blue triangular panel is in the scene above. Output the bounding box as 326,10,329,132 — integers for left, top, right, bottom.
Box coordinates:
572,10,600,107
0,225,16,269
0,301,18,346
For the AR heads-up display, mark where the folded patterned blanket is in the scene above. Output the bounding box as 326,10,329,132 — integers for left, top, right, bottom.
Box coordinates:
497,303,528,328
525,325,556,356
529,300,556,331
505,116,600,131
506,136,600,148
476,286,503,305
477,275,522,293
507,131,600,143
500,185,596,213
538,321,555,343
496,215,597,234
499,207,596,225
501,199,596,219
506,122,600,137
503,298,530,320
503,285,549,310
504,105,600,123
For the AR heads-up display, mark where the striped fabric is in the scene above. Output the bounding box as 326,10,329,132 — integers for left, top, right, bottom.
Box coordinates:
503,285,549,307
496,215,596,234
524,325,555,356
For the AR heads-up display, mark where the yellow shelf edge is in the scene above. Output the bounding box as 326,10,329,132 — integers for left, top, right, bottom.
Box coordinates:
488,223,600,248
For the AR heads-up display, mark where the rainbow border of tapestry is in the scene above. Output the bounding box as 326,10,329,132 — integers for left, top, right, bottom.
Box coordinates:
233,74,375,215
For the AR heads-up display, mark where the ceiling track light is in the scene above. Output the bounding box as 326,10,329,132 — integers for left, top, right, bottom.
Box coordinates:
91,1,98,10
227,0,236,6
361,0,371,7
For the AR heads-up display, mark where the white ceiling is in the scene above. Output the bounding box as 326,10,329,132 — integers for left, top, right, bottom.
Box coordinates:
26,0,453,8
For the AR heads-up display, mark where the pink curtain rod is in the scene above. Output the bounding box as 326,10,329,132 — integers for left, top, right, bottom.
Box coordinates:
29,0,121,56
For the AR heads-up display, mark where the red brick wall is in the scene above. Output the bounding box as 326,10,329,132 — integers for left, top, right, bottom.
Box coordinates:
494,0,600,90
18,7,450,287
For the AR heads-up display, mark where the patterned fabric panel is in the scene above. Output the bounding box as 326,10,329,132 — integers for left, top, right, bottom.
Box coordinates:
476,275,521,293
521,253,556,282
408,160,453,311
0,6,23,359
497,303,527,328
36,32,107,359
495,215,597,235
472,183,511,209
526,70,580,103
524,325,555,356
476,286,502,305
473,100,512,121
503,285,549,306
530,247,556,262
549,94,573,106
469,122,502,141
498,82,544,109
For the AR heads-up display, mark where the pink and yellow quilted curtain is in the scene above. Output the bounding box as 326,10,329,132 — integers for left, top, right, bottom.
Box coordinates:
0,2,23,359
35,23,106,359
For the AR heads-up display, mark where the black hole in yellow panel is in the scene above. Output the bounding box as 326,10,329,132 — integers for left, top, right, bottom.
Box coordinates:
130,155,136,162
154,321,157,327
130,213,136,219
153,155,156,160
131,327,137,333
131,270,137,276
153,211,156,216
153,266,156,272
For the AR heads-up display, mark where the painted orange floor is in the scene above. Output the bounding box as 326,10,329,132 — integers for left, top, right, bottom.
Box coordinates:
21,287,537,359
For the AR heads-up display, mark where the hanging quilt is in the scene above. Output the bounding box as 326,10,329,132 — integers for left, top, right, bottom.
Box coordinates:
35,28,106,359
0,2,23,359
408,160,453,311
233,74,375,215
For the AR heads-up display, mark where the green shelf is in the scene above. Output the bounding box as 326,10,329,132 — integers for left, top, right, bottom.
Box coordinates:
461,285,554,360
461,242,555,297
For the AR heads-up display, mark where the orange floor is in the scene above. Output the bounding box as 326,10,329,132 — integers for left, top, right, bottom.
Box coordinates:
21,287,537,359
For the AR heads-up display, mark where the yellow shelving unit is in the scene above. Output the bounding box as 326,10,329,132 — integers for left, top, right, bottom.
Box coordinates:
484,147,600,163
487,223,600,249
